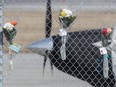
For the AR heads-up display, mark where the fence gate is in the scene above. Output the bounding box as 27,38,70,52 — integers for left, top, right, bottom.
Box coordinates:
1,0,116,87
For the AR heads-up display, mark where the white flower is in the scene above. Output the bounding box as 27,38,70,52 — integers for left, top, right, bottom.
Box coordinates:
65,14,71,17
62,9,68,12
3,23,14,30
59,16,63,18
62,9,72,16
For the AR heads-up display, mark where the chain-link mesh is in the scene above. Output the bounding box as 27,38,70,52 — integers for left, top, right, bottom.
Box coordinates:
2,0,116,87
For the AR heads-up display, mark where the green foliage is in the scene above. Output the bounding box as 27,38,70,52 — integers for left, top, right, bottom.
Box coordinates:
59,16,76,28
3,28,17,44
101,34,111,47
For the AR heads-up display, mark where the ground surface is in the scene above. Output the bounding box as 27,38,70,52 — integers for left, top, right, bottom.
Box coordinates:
3,53,92,87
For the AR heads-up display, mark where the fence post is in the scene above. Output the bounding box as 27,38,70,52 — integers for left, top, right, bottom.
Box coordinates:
43,0,53,74
45,0,52,37
0,1,3,87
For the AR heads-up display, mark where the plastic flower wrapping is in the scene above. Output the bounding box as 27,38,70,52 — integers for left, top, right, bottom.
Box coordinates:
59,9,74,60
3,21,21,70
58,1,83,60
93,27,116,79
109,27,116,80
59,9,76,60
101,28,112,79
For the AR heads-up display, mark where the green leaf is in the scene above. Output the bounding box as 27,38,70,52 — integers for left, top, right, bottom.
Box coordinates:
3,28,17,44
59,16,76,28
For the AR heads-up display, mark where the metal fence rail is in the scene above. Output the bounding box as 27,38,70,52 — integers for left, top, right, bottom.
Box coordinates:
1,0,116,87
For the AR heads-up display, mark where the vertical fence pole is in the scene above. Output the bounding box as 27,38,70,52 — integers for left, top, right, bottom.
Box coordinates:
45,0,52,38
43,0,53,74
0,1,3,87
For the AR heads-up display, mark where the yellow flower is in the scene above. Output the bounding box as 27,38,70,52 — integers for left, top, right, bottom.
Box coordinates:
60,11,66,17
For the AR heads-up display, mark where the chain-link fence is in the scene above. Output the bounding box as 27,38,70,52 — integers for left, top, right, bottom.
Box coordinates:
1,0,116,87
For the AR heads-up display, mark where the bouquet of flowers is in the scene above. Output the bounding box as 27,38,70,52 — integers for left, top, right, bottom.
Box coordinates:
3,21,17,44
100,28,112,78
101,28,112,47
57,0,83,60
59,9,76,29
92,27,116,79
3,21,21,70
59,9,77,60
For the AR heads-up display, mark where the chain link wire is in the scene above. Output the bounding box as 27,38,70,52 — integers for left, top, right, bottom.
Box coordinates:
1,0,116,87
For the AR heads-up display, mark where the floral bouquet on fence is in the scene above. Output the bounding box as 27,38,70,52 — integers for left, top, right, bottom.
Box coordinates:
59,9,76,60
100,28,112,78
59,7,83,60
59,9,76,29
101,28,112,47
3,22,17,44
92,27,116,80
3,21,21,70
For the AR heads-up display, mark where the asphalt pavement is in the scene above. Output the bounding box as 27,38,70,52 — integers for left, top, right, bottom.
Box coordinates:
3,53,92,87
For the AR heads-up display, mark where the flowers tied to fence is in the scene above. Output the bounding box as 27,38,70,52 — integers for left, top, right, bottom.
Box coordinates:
93,28,112,79
100,28,112,79
101,28,112,47
59,9,76,29
59,9,76,60
3,21,21,70
3,21,17,44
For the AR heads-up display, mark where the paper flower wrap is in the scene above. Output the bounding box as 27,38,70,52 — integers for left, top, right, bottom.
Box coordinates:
101,28,112,79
